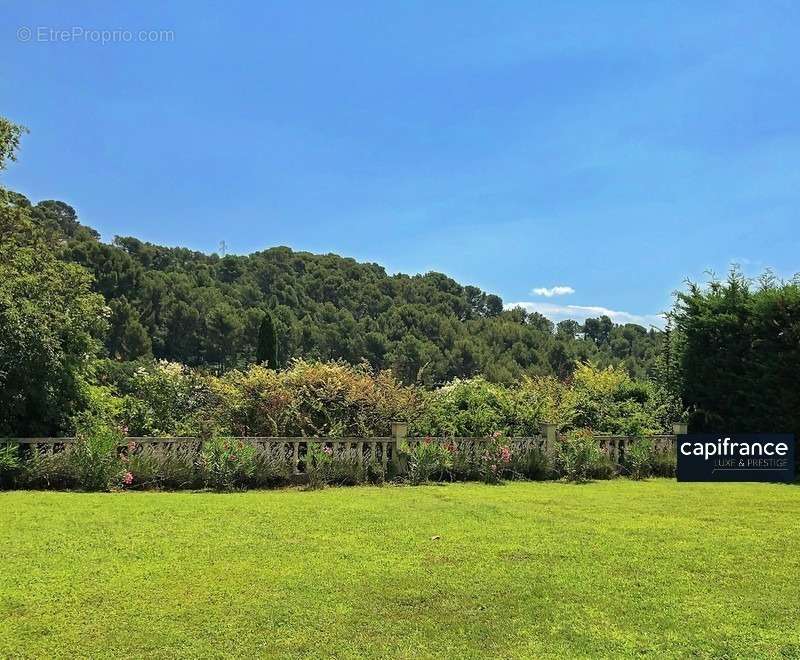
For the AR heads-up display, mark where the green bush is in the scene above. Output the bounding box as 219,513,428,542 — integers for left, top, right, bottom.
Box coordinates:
121,362,218,437
403,439,453,485
412,378,542,438
362,457,389,485
123,443,161,489
509,446,551,481
555,429,611,483
303,444,393,488
79,359,680,442
200,437,256,491
650,450,677,477
624,439,653,480
305,445,365,488
19,448,78,489
219,361,418,438
0,443,21,488
449,442,483,482
475,435,513,484
590,450,616,480
123,443,202,490
570,363,680,436
304,444,329,490
69,418,125,491
250,445,293,488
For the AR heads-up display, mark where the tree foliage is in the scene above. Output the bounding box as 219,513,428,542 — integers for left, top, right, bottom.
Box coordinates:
672,269,800,436
6,191,664,385
0,117,26,175
0,204,108,435
256,312,278,368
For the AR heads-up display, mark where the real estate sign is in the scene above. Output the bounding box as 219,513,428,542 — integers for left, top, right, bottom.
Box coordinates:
677,434,795,482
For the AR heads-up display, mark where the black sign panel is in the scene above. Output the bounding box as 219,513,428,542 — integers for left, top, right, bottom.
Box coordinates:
677,434,795,482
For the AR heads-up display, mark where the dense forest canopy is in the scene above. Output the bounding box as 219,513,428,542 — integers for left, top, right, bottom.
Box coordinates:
5,190,664,386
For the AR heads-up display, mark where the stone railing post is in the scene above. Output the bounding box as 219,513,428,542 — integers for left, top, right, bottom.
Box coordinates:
670,423,688,455
391,421,408,470
541,422,557,456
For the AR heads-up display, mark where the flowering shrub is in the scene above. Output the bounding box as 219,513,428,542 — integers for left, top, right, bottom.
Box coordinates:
219,361,420,438
407,434,533,484
119,362,220,437
123,441,155,488
413,378,541,438
84,359,679,442
475,433,513,484
200,437,256,491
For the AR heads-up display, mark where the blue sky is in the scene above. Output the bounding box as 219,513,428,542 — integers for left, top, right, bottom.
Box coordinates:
3,2,799,326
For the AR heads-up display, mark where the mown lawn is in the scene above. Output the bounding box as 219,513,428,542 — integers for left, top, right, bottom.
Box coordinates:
2,481,799,658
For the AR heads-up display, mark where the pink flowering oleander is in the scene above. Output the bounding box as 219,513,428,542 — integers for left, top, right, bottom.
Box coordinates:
122,472,134,486
500,446,511,463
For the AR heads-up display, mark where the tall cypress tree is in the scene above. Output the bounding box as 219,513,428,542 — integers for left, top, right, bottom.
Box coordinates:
256,311,278,368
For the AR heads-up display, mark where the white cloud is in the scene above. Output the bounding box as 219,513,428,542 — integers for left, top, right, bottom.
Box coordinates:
531,285,575,297
506,301,665,328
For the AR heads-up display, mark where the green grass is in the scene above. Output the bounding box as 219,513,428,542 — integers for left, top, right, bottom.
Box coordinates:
2,481,799,658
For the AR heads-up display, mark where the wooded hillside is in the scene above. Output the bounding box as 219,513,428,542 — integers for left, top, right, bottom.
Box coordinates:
7,191,663,385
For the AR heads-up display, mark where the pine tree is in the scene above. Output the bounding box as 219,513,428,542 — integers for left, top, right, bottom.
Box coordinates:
256,312,278,368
